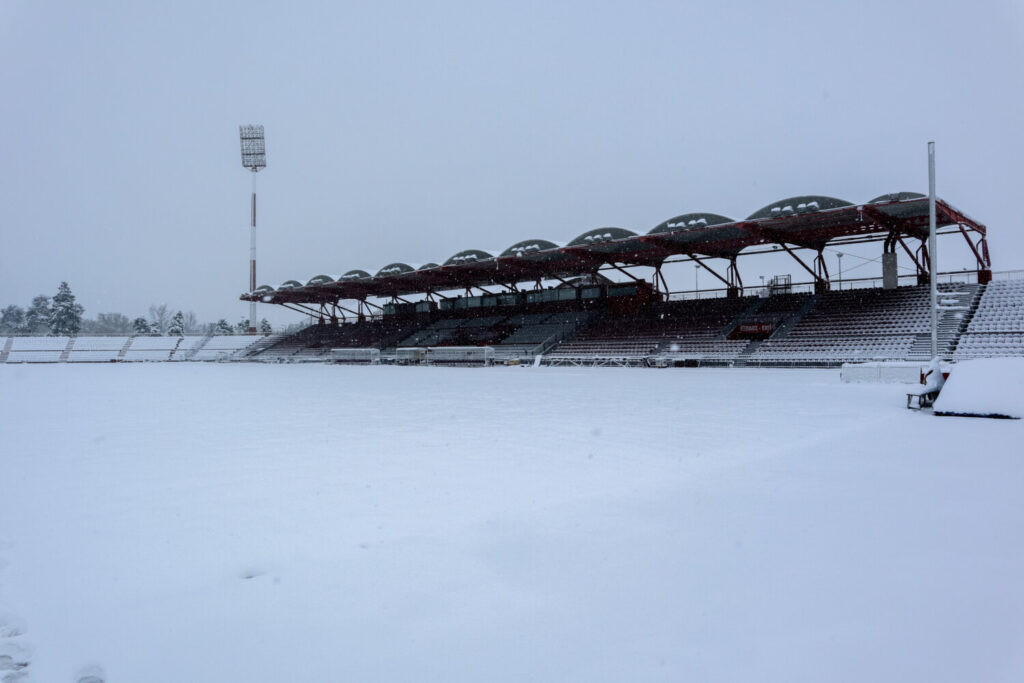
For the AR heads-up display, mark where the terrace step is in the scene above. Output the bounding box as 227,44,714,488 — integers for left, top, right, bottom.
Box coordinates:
716,297,767,340
59,336,75,362
117,336,133,359
733,339,764,367
767,294,820,341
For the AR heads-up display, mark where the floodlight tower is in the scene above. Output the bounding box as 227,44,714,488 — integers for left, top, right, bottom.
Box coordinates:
239,124,266,335
928,141,937,359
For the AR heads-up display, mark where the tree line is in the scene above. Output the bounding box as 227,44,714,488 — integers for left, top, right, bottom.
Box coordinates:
0,282,273,336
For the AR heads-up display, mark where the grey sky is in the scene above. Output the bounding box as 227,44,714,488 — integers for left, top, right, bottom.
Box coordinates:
2,1,1022,327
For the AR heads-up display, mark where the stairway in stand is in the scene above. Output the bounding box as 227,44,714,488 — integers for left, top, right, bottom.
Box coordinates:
59,337,75,362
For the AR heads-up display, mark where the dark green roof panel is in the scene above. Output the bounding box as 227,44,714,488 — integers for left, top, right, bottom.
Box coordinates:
500,239,560,258
868,192,925,204
375,263,415,277
747,195,853,220
306,274,335,286
443,250,493,266
339,269,371,280
649,213,735,235
566,227,637,247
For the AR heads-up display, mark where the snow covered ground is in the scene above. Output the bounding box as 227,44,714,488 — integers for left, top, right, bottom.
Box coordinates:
1,364,1022,682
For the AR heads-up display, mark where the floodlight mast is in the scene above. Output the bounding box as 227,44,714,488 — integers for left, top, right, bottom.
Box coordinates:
928,141,937,359
240,125,266,335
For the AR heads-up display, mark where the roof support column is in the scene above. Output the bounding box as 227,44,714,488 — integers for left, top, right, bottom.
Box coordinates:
814,249,831,293
958,223,992,280
895,236,927,285
689,255,732,291
727,256,743,297
774,243,828,291
608,263,642,282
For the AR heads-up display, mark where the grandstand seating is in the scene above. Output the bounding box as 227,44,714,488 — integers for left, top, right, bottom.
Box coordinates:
67,350,122,362
954,279,1024,360
10,336,69,351
127,336,179,350
747,284,978,366
0,335,273,363
65,336,128,362
546,297,751,363
6,350,64,363
5,280,1023,367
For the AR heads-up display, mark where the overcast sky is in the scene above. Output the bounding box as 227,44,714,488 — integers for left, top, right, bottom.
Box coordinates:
2,1,1022,326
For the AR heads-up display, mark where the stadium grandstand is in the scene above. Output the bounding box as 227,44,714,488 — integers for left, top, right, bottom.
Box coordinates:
231,191,1024,367
8,191,1022,368
0,333,279,363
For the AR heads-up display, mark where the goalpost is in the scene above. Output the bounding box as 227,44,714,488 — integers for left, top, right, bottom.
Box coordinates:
424,346,495,366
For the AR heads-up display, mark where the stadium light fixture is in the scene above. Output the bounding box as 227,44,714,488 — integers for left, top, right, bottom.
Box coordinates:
240,124,266,335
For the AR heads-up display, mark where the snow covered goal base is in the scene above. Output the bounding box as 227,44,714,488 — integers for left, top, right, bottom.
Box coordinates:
424,346,495,366
329,348,380,364
841,362,927,384
933,358,1024,419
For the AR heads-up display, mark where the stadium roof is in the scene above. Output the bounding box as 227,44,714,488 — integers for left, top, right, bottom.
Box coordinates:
245,194,987,305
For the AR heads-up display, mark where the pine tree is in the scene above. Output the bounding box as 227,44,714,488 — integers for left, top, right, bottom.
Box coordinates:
50,282,84,335
235,317,249,335
25,295,52,334
132,317,151,335
168,311,185,336
0,305,26,334
259,318,272,335
215,319,233,335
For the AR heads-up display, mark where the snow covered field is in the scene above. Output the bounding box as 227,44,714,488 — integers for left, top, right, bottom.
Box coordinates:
1,364,1022,682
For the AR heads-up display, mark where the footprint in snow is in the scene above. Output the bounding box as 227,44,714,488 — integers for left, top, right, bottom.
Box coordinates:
0,640,32,682
0,614,32,682
75,664,106,683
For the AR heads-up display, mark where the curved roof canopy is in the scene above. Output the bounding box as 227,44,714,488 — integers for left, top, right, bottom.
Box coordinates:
375,263,415,277
254,284,275,294
243,194,986,305
444,249,493,266
567,227,637,247
649,213,735,235
306,274,335,286
869,191,925,204
500,239,560,258
339,269,371,280
417,262,440,271
747,195,853,220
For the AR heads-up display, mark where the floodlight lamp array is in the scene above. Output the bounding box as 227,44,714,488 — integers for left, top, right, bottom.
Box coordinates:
239,124,266,171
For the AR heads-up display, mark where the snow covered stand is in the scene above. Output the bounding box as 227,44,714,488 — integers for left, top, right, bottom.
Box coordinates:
933,358,1024,419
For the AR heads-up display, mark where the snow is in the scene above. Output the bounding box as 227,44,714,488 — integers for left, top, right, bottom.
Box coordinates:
933,357,1024,419
1,364,1022,682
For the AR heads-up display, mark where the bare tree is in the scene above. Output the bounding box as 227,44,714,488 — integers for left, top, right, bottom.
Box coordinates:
182,311,199,334
148,304,171,335
95,312,132,334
